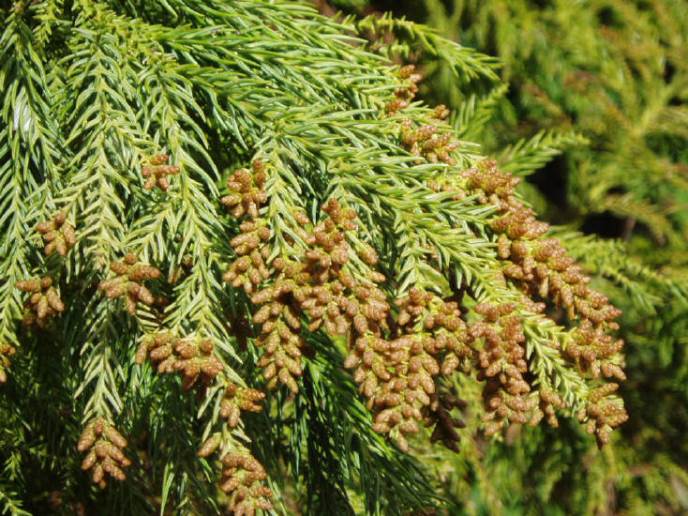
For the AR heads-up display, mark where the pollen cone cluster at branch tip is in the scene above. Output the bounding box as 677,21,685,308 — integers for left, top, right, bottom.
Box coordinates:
196,383,270,515
141,153,180,191
385,64,422,114
136,332,223,390
16,276,64,327
36,211,76,257
98,253,161,315
219,453,273,516
224,166,393,395
77,418,130,488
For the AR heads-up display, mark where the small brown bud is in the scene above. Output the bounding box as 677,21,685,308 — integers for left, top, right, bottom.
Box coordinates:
198,434,222,457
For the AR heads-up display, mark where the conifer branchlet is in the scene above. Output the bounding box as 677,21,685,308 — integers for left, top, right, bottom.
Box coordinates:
470,303,534,436
196,385,270,511
222,162,304,393
224,220,272,294
254,199,390,394
461,160,627,444
581,383,628,446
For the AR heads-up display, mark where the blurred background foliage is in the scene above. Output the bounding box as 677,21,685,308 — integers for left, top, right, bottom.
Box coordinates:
322,0,688,514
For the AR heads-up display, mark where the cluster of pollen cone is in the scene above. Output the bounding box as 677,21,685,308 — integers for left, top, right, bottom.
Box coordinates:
220,154,617,457
221,103,626,456
77,418,131,487
462,160,627,445
4,213,76,384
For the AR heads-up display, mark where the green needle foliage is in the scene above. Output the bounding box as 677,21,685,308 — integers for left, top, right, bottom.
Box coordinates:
325,0,688,514
0,0,675,514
